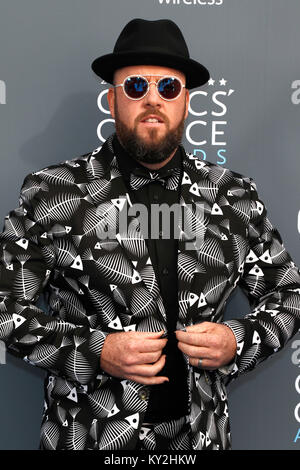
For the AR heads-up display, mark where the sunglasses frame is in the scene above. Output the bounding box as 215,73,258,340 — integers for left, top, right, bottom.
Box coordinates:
114,74,186,101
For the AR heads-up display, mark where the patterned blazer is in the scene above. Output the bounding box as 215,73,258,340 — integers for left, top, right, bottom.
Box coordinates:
0,132,300,450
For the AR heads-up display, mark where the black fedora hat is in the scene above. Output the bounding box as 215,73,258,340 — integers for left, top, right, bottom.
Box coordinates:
91,18,210,90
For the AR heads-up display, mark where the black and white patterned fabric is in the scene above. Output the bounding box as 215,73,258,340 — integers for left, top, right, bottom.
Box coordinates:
0,132,300,450
135,415,192,450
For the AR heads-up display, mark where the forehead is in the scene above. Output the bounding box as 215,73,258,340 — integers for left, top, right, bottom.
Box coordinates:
114,65,186,83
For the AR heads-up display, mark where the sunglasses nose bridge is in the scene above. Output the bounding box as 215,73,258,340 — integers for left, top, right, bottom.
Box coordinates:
144,80,162,100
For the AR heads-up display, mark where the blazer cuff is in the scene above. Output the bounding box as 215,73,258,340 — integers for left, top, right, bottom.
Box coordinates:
94,330,110,375
217,322,239,377
218,356,237,376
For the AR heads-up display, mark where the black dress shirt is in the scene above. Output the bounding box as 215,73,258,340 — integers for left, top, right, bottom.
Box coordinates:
112,133,189,422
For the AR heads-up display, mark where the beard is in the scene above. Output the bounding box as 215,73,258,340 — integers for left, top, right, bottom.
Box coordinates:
114,100,186,165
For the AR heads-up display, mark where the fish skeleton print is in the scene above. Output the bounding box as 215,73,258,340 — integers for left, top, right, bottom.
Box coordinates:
0,132,300,450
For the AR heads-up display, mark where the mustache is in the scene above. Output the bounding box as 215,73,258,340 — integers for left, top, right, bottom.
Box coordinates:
136,110,168,126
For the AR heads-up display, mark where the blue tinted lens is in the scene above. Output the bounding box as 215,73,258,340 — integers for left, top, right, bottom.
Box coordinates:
124,77,148,98
158,77,181,99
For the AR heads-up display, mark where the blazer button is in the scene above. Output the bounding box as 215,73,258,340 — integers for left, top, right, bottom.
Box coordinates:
204,371,211,385
138,388,149,401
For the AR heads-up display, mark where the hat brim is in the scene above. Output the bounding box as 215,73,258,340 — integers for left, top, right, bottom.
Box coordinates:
91,51,210,90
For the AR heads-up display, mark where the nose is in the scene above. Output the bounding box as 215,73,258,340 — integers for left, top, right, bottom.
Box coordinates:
143,80,162,107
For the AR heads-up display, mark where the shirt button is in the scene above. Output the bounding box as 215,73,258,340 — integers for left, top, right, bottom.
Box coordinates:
159,230,163,237
153,194,159,202
138,388,149,401
162,267,169,275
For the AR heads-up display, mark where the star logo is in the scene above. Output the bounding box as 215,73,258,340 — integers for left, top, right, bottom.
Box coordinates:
207,78,228,86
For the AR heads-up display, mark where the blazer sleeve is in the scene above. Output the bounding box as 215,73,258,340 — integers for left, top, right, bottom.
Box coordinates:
0,172,109,386
221,176,300,382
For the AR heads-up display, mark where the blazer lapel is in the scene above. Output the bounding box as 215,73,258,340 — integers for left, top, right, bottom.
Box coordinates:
176,152,221,327
85,135,167,325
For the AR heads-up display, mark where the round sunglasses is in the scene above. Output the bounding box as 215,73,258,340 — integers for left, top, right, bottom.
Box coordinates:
113,75,185,101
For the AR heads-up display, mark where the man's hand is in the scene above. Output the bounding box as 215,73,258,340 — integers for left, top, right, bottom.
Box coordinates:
100,330,169,385
175,322,237,370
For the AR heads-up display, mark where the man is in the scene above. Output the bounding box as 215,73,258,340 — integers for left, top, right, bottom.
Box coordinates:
0,18,299,451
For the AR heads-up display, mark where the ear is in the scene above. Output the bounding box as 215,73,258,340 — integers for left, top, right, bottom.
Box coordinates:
107,87,115,118
184,88,190,119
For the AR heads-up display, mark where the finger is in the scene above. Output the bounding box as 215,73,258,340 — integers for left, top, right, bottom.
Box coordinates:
175,330,212,348
185,322,211,333
188,356,217,370
138,337,168,353
134,350,163,365
126,354,167,377
177,341,212,359
175,322,212,337
125,374,170,385
136,330,166,339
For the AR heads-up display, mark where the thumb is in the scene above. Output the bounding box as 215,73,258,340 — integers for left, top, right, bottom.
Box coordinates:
143,330,166,338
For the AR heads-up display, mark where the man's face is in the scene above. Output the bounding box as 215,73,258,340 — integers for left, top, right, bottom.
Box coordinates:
107,65,190,166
